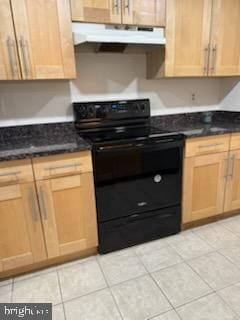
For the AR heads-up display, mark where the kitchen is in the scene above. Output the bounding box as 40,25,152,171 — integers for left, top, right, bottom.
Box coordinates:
0,0,240,319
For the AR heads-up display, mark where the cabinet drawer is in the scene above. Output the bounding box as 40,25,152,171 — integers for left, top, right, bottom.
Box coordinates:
0,159,34,185
33,151,93,180
185,135,230,157
230,133,240,150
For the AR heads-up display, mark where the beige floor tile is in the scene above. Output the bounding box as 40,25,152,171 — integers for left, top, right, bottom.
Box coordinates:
111,275,171,320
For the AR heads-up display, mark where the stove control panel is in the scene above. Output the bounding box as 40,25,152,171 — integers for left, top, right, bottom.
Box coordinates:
73,99,150,121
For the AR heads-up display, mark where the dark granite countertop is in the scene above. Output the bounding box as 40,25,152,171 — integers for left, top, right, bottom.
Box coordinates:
0,122,91,162
151,110,240,138
1,110,240,161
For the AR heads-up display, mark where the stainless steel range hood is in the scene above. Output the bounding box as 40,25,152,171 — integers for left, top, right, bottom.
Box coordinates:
72,23,166,52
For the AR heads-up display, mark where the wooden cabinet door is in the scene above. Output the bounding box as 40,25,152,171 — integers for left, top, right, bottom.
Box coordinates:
122,0,166,27
210,0,240,76
0,183,46,272
37,173,98,258
182,152,228,223
166,0,212,77
11,0,76,79
224,151,240,212
70,0,122,24
0,0,21,80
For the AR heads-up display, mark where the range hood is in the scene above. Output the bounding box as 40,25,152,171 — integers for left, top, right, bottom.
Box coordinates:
72,23,166,52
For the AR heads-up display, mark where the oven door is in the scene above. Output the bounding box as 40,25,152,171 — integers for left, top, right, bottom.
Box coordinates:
93,138,183,222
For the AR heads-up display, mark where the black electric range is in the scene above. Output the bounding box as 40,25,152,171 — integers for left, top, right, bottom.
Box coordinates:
74,99,184,253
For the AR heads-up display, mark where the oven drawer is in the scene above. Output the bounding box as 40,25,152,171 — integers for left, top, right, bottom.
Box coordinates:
185,135,230,157
32,151,92,180
98,206,181,254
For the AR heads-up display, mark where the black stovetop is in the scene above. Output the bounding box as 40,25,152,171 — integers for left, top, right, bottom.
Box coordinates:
77,124,180,144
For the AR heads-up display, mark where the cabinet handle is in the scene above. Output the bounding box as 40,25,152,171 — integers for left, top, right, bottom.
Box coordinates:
0,171,21,179
39,186,48,220
198,142,224,149
204,44,210,74
125,0,130,14
211,45,217,74
44,163,82,171
113,0,120,14
229,155,235,180
224,158,229,180
28,187,39,221
6,37,17,79
19,36,30,78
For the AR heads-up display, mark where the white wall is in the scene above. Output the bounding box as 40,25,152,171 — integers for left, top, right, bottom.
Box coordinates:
219,78,240,111
0,52,222,127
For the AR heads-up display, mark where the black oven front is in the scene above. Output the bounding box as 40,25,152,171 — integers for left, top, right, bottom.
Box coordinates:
93,135,184,254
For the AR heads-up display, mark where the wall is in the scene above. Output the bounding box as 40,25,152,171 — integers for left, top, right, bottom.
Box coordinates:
0,52,221,127
219,78,240,111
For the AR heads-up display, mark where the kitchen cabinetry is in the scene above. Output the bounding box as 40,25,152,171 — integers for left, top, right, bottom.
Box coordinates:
71,0,122,24
0,160,46,272
32,151,98,259
70,0,166,27
0,0,76,80
0,0,21,80
0,152,98,275
11,0,76,79
121,0,166,27
210,0,240,76
148,0,240,78
224,134,240,212
183,152,228,223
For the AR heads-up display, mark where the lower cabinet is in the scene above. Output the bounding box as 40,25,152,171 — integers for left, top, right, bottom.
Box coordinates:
224,150,240,212
183,134,240,224
36,173,98,258
0,182,46,272
0,152,98,275
183,152,227,223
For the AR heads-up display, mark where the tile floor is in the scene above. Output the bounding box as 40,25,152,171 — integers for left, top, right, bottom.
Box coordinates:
2,216,240,319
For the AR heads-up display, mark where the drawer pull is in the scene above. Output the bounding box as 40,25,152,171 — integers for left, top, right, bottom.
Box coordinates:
229,155,235,180
39,186,48,220
44,163,82,172
198,142,224,149
0,171,21,178
28,187,39,221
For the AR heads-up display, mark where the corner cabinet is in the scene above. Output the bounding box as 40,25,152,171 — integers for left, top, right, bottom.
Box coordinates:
0,151,98,275
0,160,46,272
0,0,76,80
148,0,240,78
70,0,166,27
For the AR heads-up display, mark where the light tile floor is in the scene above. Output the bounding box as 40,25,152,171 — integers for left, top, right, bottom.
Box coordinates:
2,217,240,319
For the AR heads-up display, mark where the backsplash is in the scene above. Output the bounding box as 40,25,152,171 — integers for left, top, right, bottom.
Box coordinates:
0,52,227,127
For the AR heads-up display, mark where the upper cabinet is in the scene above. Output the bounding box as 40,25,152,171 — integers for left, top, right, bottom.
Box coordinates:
148,0,240,78
70,0,166,27
71,0,122,24
121,0,166,27
210,0,240,76
0,0,21,80
165,0,212,77
0,0,76,80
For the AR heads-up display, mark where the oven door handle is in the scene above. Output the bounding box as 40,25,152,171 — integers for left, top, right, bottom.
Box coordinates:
95,140,182,154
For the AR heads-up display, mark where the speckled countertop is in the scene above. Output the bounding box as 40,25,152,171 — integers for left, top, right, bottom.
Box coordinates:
1,110,240,161
0,122,91,162
151,110,240,138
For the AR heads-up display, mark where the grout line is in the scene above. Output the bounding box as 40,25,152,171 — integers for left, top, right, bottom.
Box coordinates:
215,290,240,319
56,270,67,320
96,259,124,320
